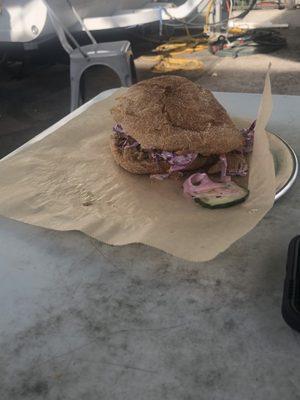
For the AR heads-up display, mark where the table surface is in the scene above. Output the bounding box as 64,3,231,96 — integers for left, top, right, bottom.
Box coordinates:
1,90,300,400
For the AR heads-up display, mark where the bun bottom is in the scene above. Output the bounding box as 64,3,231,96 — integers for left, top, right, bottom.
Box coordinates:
110,139,206,175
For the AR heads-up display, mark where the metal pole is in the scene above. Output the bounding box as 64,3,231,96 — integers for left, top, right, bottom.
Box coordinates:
65,0,97,45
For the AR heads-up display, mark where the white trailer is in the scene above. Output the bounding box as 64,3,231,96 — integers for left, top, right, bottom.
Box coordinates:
0,0,207,48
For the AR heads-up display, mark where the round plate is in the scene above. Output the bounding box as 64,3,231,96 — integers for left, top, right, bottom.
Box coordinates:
268,132,298,201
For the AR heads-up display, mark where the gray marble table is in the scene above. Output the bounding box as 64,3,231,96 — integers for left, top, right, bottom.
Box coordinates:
1,90,300,400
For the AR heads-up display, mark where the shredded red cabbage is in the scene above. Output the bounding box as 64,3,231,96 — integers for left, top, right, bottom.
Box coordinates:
183,173,225,197
113,124,197,173
219,121,255,180
113,124,140,149
153,151,198,172
241,120,256,154
219,154,231,182
113,121,255,182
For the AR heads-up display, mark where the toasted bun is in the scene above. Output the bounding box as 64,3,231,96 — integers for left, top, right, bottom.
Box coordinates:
111,75,243,156
110,139,206,175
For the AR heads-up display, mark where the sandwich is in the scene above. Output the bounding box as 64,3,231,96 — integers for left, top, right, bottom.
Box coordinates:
110,75,254,208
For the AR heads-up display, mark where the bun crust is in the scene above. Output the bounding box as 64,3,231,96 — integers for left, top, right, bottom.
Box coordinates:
111,75,243,156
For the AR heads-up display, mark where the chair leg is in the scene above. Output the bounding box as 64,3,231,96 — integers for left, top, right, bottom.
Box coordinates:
70,72,81,112
79,73,85,105
119,74,130,87
70,58,88,112
70,81,79,112
114,56,134,87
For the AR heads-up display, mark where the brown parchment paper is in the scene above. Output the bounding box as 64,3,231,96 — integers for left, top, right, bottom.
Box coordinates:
0,72,275,262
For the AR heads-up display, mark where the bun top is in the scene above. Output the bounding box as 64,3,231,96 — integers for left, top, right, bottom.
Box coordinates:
111,75,243,155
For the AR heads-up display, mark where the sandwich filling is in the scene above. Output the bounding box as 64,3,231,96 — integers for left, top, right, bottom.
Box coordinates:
112,122,255,181
113,124,200,172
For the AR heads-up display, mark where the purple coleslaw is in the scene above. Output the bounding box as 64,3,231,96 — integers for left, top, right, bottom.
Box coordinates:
113,124,197,176
113,124,140,149
113,121,256,181
241,120,256,154
218,120,255,179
